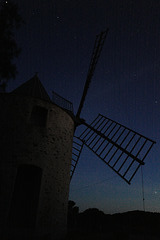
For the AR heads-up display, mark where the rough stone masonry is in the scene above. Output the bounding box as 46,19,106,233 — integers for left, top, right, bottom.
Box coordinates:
0,76,74,240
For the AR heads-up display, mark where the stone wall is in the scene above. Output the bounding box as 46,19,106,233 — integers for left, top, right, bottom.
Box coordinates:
0,93,74,239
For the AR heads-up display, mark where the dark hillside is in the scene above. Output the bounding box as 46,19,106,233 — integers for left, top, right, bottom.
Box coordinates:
67,208,160,239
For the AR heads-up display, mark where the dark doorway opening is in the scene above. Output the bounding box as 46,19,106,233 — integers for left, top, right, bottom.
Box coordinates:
7,164,42,229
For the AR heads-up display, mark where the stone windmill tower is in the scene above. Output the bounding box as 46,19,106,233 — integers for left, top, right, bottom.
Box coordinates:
0,74,74,240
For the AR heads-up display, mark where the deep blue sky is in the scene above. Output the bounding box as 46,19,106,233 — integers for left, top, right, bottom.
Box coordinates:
9,0,160,214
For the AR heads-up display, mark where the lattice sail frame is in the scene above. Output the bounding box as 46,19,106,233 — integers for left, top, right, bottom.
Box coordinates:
76,114,155,184
76,30,108,118
70,136,84,180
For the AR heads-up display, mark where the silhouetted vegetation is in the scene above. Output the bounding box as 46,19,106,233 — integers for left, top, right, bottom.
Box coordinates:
68,200,79,230
67,202,160,239
0,0,23,91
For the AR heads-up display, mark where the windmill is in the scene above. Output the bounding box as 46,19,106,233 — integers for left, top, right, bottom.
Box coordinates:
0,30,156,240
54,29,156,185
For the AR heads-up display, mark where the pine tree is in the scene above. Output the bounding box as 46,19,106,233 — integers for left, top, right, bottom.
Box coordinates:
0,0,23,91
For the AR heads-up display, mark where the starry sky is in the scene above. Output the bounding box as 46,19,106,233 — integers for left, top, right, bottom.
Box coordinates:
8,0,160,214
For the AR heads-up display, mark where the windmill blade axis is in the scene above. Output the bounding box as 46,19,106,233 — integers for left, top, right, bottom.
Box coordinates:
77,114,156,184
76,29,109,119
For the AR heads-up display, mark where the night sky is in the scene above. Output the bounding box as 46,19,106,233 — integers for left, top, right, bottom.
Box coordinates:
8,0,160,214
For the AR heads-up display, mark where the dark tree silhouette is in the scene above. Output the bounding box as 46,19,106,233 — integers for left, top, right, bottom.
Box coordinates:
67,201,79,230
0,0,23,91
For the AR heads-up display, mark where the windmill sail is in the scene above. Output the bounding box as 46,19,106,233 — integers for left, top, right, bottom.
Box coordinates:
76,29,109,119
70,136,84,180
78,114,156,184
